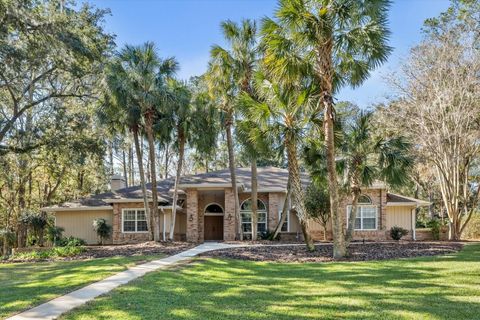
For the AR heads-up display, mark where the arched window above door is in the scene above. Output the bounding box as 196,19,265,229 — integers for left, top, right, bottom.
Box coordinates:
204,203,224,215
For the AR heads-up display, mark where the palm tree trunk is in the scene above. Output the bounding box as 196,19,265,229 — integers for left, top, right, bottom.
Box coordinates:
272,179,291,240
122,149,128,187
225,114,242,240
164,142,170,178
132,129,153,241
345,188,360,245
285,135,314,251
323,93,345,258
251,159,258,241
169,128,185,241
145,115,161,242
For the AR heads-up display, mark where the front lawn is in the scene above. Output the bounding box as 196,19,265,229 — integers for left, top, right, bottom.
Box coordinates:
0,254,164,319
61,243,480,320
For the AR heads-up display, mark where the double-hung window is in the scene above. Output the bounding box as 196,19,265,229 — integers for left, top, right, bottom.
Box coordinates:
122,209,148,232
241,199,267,237
347,195,378,230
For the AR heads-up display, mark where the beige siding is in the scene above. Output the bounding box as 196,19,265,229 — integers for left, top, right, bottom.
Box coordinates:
386,206,414,230
55,210,113,245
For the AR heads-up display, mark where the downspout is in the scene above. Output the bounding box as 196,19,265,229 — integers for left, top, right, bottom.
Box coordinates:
162,208,166,241
411,207,417,241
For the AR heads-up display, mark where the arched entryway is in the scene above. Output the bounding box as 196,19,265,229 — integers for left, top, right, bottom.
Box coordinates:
204,203,224,241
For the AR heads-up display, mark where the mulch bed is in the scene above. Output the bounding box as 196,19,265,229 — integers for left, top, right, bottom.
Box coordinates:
3,241,195,263
76,241,195,259
201,242,464,263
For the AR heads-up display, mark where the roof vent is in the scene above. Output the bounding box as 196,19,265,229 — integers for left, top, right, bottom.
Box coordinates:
110,174,126,192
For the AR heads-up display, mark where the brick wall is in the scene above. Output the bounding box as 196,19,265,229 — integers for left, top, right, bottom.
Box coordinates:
224,188,236,241
113,202,151,244
186,189,199,242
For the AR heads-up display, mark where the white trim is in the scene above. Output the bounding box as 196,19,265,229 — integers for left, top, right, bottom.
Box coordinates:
43,206,113,212
121,208,149,234
240,198,268,235
241,188,287,193
386,202,417,207
278,209,289,232
346,205,378,231
411,208,416,240
104,198,170,203
204,202,225,216
388,193,430,206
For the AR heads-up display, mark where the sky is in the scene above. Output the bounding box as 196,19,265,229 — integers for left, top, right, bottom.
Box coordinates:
84,0,451,108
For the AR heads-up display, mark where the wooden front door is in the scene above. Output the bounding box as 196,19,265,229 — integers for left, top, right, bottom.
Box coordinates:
204,216,223,240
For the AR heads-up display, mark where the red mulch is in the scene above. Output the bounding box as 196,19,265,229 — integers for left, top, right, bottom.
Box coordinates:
200,242,464,263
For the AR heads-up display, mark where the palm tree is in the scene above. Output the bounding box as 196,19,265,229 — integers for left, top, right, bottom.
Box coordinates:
116,43,178,242
206,19,258,240
262,0,391,258
239,72,316,251
305,110,412,247
102,62,153,240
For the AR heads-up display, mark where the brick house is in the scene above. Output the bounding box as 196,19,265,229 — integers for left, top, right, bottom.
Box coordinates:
44,167,429,244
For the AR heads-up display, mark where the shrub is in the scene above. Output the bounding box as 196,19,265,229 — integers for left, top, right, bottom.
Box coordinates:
0,229,16,256
58,236,86,247
46,226,65,246
427,219,441,240
390,226,409,241
92,218,112,245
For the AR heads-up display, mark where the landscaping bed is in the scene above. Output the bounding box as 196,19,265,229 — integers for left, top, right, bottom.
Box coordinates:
201,242,463,262
5,241,194,263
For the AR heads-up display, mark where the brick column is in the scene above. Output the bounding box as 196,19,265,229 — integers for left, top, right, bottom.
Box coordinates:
186,189,199,242
224,188,236,241
268,193,280,231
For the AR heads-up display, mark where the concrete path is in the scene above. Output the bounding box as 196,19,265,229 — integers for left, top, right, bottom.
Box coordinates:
8,242,241,320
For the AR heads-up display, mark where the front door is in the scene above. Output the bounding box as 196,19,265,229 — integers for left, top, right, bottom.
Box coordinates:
204,216,223,240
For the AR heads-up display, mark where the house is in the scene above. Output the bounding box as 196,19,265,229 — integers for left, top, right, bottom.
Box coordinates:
43,167,429,244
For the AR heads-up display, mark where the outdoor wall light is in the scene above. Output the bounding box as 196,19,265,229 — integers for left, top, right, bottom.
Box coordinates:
188,214,194,222
227,214,232,221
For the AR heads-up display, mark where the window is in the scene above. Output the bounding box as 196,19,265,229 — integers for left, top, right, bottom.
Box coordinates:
122,209,148,232
347,195,378,230
278,209,289,232
204,203,224,215
347,206,378,230
240,199,267,237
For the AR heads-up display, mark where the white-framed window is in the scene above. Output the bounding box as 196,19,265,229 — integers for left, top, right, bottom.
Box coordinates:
278,209,289,232
240,199,267,236
346,195,378,230
122,209,148,233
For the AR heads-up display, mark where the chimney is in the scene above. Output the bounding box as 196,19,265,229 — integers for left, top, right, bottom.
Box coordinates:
110,174,126,192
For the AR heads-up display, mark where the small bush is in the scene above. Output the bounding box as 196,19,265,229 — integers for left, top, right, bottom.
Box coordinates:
58,236,86,247
462,212,480,240
46,226,65,245
390,226,409,241
427,219,441,240
92,218,112,244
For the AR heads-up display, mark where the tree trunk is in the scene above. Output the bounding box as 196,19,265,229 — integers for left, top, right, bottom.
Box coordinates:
225,115,242,240
128,143,134,186
285,134,314,251
133,130,153,241
251,159,258,241
169,128,185,241
323,93,345,258
164,142,170,179
272,178,291,240
122,149,128,187
144,116,160,242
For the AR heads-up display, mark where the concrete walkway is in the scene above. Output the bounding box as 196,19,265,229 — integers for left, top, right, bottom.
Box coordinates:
8,242,241,320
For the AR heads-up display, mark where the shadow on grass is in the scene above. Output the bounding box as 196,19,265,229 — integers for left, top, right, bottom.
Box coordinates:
61,244,480,320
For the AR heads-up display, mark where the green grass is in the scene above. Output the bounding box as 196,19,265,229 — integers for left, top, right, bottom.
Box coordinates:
61,244,480,320
0,254,164,319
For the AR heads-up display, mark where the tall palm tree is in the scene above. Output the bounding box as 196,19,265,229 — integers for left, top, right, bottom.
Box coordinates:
239,72,316,251
262,0,391,258
305,111,412,247
116,43,178,242
102,62,153,240
206,19,258,240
